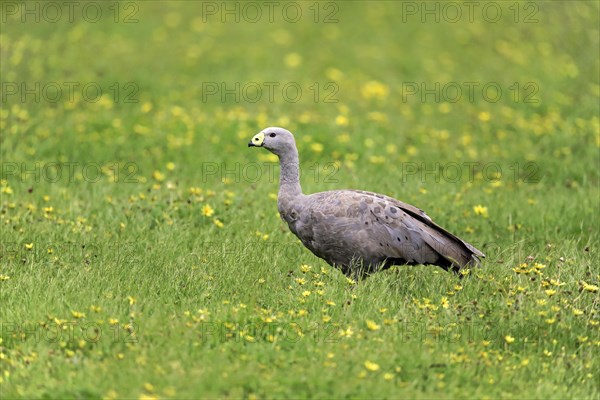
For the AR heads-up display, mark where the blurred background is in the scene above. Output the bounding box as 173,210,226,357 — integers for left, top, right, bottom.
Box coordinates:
2,1,598,240
1,1,599,398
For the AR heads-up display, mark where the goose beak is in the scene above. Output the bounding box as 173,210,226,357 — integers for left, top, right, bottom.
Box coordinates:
248,132,265,147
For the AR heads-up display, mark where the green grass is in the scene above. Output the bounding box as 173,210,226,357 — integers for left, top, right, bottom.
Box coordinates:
1,1,599,398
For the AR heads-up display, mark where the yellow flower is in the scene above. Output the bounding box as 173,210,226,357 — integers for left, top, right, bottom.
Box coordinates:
572,308,584,316
473,205,489,218
545,289,556,297
581,281,599,293
213,218,224,228
143,383,154,393
326,68,343,81
440,297,450,309
166,162,176,171
364,360,380,372
71,311,85,319
368,155,386,164
189,187,203,196
25,243,33,250
310,143,324,153
300,265,312,273
383,372,394,381
284,52,302,68
361,81,389,100
366,320,381,331
201,204,215,217
368,112,388,123
335,115,348,126
438,103,451,114
302,290,311,297
170,105,184,117
339,326,354,338
152,170,165,182
504,335,515,344
104,389,118,400
478,111,491,122
141,102,153,113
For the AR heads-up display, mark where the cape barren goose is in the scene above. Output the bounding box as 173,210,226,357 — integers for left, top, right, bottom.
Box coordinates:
248,127,484,278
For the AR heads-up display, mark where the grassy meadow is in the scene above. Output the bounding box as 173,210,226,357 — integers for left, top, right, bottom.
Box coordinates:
1,1,599,398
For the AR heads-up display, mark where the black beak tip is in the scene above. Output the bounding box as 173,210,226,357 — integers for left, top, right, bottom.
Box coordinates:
248,142,254,147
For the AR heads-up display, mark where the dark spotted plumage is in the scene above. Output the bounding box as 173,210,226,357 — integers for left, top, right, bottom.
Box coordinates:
249,127,485,278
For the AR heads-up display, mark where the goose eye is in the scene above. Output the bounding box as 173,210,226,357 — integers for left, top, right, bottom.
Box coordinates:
269,133,276,138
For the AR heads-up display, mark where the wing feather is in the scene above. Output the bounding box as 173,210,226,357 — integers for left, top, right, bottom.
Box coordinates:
288,189,484,274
